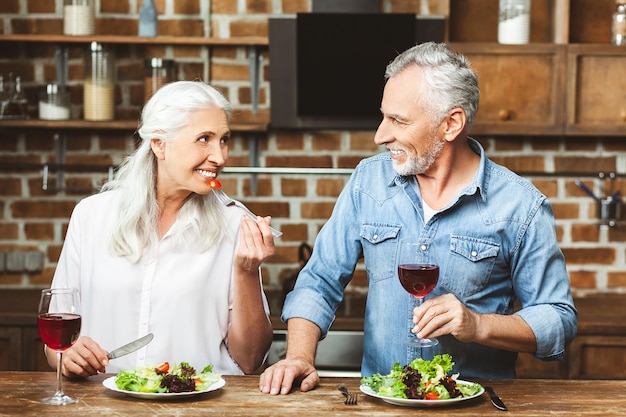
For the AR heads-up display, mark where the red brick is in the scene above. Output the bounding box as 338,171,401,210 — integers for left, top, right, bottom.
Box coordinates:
277,223,308,242
561,248,615,265
0,223,19,239
282,0,310,13
607,272,626,288
311,132,342,151
553,156,615,174
349,131,378,151
230,19,268,37
571,223,600,242
27,0,54,13
173,0,200,14
24,222,55,240
568,270,597,289
316,178,345,197
301,202,335,219
530,179,558,197
0,0,19,13
552,203,580,220
275,132,305,151
0,178,22,196
246,0,272,13
490,156,545,173
11,200,76,219
212,0,238,14
281,178,307,197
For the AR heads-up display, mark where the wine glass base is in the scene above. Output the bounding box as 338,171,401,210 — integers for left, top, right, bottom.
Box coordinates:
404,338,439,348
41,394,79,405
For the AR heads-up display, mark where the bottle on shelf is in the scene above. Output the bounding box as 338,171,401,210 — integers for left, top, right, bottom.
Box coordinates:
63,0,95,36
138,0,158,37
84,42,115,121
498,0,531,44
613,0,626,46
144,58,175,102
39,84,70,121
2,74,28,119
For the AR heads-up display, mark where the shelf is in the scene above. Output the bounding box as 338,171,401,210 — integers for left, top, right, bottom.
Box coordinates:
0,119,267,133
0,34,268,46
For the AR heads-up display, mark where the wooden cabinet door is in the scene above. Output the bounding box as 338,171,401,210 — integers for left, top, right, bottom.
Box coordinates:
566,45,626,135
0,327,22,371
450,44,566,135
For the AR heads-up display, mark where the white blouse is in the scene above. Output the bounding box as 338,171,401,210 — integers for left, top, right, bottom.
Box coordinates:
51,190,270,375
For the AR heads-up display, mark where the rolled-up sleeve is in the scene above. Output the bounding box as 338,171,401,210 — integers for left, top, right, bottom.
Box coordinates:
513,199,578,360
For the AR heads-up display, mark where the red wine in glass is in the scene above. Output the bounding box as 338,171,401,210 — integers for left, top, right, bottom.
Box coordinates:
397,242,440,348
38,313,81,351
398,264,439,298
37,288,81,405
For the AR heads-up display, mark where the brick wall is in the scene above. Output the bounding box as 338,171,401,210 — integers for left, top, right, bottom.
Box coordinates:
1,1,625,317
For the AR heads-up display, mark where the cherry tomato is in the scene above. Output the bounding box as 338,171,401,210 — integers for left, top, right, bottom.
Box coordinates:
206,179,221,189
425,392,440,400
155,362,170,374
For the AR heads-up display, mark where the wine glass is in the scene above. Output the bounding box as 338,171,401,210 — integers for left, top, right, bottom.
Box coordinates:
37,288,81,405
398,242,439,347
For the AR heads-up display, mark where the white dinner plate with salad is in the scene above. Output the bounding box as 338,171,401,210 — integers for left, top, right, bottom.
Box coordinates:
102,376,225,400
360,380,484,408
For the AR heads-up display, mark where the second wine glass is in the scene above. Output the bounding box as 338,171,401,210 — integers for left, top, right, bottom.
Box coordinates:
37,288,81,405
398,242,439,348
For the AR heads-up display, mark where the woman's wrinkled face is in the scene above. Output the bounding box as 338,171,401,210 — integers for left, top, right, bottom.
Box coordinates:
374,66,445,176
153,107,230,196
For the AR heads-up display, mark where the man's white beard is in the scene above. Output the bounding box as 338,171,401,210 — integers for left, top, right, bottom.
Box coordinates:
392,138,445,176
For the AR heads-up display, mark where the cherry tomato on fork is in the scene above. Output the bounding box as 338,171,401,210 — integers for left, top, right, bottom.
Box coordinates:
206,179,221,189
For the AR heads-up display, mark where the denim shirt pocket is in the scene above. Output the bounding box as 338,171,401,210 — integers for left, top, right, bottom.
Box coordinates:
360,223,401,283
441,235,500,298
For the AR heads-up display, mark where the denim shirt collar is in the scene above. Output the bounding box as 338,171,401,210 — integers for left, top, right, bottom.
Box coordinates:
390,136,487,203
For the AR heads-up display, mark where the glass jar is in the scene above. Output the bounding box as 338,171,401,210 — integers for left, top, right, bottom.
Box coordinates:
144,58,174,102
498,0,531,44
612,1,626,46
63,0,95,36
39,84,70,120
84,42,115,121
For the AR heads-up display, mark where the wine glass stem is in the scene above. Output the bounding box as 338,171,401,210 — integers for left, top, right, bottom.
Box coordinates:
54,351,64,398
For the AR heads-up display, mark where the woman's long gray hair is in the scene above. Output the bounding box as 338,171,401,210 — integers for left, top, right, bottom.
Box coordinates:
101,81,232,262
385,42,480,133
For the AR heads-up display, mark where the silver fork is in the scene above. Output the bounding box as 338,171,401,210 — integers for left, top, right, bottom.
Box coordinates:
338,385,358,405
212,188,282,238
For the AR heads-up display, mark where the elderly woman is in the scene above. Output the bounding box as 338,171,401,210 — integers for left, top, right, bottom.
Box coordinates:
46,81,275,376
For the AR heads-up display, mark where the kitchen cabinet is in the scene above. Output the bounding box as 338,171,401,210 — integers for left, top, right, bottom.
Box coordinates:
450,43,566,136
446,0,625,137
0,289,48,372
565,45,626,136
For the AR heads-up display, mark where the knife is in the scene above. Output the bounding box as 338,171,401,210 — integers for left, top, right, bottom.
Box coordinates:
484,386,508,411
107,333,154,360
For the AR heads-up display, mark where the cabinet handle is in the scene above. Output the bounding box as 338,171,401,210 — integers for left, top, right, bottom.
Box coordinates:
498,109,512,121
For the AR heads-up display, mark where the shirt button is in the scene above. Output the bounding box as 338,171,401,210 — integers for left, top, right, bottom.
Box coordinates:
420,245,427,251
373,234,378,240
471,250,478,257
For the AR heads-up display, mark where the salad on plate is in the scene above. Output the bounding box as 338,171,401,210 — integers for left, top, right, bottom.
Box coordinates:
360,354,482,401
114,361,222,394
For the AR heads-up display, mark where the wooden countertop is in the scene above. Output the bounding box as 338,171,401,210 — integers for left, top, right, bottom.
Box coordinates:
1,372,625,416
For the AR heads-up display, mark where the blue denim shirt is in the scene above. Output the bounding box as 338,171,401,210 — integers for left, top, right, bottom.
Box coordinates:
282,138,577,379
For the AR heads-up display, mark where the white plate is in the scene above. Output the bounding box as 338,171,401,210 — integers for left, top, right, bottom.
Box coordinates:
102,376,225,400
359,380,484,408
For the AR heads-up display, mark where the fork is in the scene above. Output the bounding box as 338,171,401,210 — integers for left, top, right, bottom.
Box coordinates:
338,385,358,405
212,188,282,238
